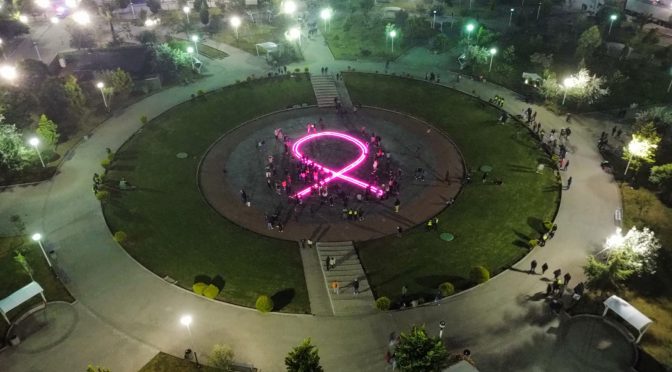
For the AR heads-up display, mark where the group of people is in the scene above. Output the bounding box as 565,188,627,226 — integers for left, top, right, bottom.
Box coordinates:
424,72,440,83
490,95,505,107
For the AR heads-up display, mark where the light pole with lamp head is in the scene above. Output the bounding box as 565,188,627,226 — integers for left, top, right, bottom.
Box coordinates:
0,64,17,83
465,23,475,42
439,321,446,338
287,27,301,48
389,30,397,53
432,10,437,29
537,1,542,20
320,8,332,32
608,14,617,35
32,233,53,268
624,137,656,175
183,6,191,24
180,315,200,366
191,35,199,55
187,46,195,70
489,47,497,72
230,16,241,40
96,82,109,111
29,137,45,168
509,8,514,26
561,77,575,105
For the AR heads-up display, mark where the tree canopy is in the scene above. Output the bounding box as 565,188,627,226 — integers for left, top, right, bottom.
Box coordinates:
394,326,449,371
285,338,324,372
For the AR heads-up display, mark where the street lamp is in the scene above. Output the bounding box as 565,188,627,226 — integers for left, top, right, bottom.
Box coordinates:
96,82,109,111
187,46,195,69
0,65,17,81
50,16,59,24
29,137,46,168
180,314,199,365
439,321,446,338
35,0,50,9
282,0,297,15
489,47,497,72
537,1,542,20
624,136,656,175
608,14,618,35
32,233,53,268
286,27,301,47
389,29,397,53
432,10,437,29
509,8,514,26
230,16,241,40
191,35,199,56
18,14,29,24
465,23,475,42
183,6,191,24
561,77,576,105
320,8,332,32
72,10,90,25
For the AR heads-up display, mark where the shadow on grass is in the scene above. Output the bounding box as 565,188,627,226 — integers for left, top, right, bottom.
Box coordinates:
271,288,295,311
212,275,226,291
527,217,545,234
194,274,211,284
414,274,470,291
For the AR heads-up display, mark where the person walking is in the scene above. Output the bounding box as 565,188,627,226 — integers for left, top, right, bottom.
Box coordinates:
564,273,572,287
394,198,400,213
553,269,562,280
325,255,331,271
353,278,360,295
616,128,623,138
240,189,248,205
564,159,570,171
530,260,538,274
331,281,339,295
433,217,439,231
541,262,548,275
396,226,403,237
329,256,336,270
566,177,572,190
612,126,617,136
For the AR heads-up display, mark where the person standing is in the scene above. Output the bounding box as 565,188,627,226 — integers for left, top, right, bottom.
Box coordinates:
325,255,331,271
530,260,538,274
553,269,562,280
394,198,401,213
566,177,573,190
332,281,339,295
329,256,336,270
353,278,360,295
564,273,572,287
240,189,248,205
541,262,549,275
612,126,617,136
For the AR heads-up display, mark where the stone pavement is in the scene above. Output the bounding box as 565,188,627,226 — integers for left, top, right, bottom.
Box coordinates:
0,22,629,372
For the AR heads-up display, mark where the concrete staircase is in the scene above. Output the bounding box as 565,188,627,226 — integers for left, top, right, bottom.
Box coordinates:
316,241,376,315
311,74,339,108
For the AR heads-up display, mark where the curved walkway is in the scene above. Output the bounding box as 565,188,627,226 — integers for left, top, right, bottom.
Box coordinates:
0,34,624,371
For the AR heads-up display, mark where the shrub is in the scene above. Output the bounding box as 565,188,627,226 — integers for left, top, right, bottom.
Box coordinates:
438,282,454,297
95,190,110,201
256,295,274,313
140,115,148,125
469,266,490,284
193,282,208,295
209,344,234,371
528,239,539,248
375,296,391,311
304,67,309,73
101,158,110,168
360,49,372,57
113,231,127,243
203,284,220,299
543,221,554,232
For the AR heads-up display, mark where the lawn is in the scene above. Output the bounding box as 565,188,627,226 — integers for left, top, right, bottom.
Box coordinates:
0,235,74,345
345,73,560,304
173,38,229,60
102,77,315,313
213,23,281,57
324,14,409,61
139,352,221,372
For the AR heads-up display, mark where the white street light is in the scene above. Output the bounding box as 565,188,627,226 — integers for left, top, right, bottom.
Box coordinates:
320,8,332,32
32,233,53,268
72,10,91,25
489,47,497,72
389,29,397,53
96,81,109,111
509,8,514,26
466,23,475,42
561,77,576,105
536,1,542,20
180,314,196,361
18,15,29,24
230,16,241,40
432,10,437,29
608,14,618,35
286,27,301,47
191,35,199,56
0,65,17,81
187,46,195,69
50,16,59,24
29,137,46,168
35,0,50,9
145,18,159,27
282,0,297,15
439,320,446,338
65,0,79,8
624,136,657,175
183,6,191,24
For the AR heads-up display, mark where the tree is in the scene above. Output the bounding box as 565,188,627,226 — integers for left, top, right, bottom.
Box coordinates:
0,123,30,171
146,0,161,13
255,294,273,312
360,0,374,18
200,7,210,25
69,27,97,49
576,25,602,60
14,251,34,280
18,59,50,94
622,122,661,173
94,68,134,101
209,344,234,371
39,78,71,124
584,252,635,291
137,30,158,45
86,365,111,372
530,52,553,70
64,75,86,112
395,10,409,28
151,43,191,82
394,326,449,371
540,68,609,104
650,163,672,201
285,338,324,372
37,114,59,146
0,18,30,41
603,227,661,274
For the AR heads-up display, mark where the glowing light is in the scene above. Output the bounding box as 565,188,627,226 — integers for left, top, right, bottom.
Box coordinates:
29,137,40,147
32,233,42,241
466,23,475,32
610,14,618,21
389,30,397,38
628,137,655,158
96,81,104,89
50,16,59,24
72,10,90,25
320,8,332,21
563,77,576,88
35,0,50,9
65,0,79,8
286,27,300,41
187,46,194,53
230,16,241,28
145,18,160,27
282,0,297,14
18,15,29,24
183,6,190,14
0,65,18,81
490,47,497,55
180,315,192,326
291,131,385,199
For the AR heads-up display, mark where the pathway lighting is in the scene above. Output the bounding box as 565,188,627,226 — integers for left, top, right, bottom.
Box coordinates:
389,29,397,53
183,6,191,24
96,81,108,110
72,10,90,25
32,233,53,268
561,77,576,105
0,65,17,81
489,47,497,72
320,8,332,32
230,16,241,40
609,14,618,35
29,137,45,168
624,137,657,175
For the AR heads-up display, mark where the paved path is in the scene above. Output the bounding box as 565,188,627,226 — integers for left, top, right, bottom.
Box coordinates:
0,26,626,372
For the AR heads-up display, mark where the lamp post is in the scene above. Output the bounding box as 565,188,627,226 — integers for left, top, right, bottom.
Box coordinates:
439,321,446,338
561,77,575,105
489,47,497,72
96,82,108,111
32,233,53,268
624,137,656,175
29,137,45,168
50,16,59,24
282,0,297,16
187,46,195,70
73,10,91,25
466,23,475,42
537,1,542,20
230,16,241,40
432,10,437,29
180,314,199,365
320,8,332,32
608,14,617,35
18,14,29,24
509,8,514,26
389,30,397,53
287,27,301,47
191,35,199,56
183,6,191,24
0,64,17,82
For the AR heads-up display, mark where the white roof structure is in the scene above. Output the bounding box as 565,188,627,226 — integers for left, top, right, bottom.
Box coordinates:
444,360,480,372
603,295,653,343
255,42,278,56
522,72,542,82
0,281,46,324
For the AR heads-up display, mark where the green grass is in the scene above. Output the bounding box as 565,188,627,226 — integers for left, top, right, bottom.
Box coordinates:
0,236,74,344
139,352,222,372
173,39,229,60
323,14,410,61
102,77,315,313
345,73,560,303
213,23,284,57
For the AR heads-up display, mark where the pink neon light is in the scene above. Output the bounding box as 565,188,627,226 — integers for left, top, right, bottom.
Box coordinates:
292,131,384,198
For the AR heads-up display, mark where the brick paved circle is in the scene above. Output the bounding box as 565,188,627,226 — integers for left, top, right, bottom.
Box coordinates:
199,106,465,241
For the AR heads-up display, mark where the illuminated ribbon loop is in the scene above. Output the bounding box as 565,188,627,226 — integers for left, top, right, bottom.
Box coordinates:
292,131,385,198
